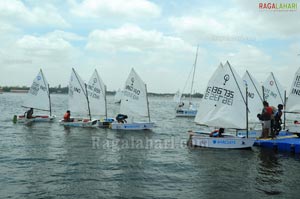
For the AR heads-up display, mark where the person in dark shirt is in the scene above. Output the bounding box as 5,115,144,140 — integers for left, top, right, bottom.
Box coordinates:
209,128,224,137
26,108,34,119
273,104,283,136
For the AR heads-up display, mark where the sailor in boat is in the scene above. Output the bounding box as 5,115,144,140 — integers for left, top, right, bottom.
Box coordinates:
273,104,283,136
63,110,74,122
25,108,34,119
209,128,225,137
116,114,128,123
178,102,184,110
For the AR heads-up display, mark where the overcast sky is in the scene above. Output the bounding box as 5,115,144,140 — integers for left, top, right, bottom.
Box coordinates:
0,0,300,93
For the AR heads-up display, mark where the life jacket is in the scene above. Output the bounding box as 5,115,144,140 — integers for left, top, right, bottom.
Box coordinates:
262,106,273,121
64,112,70,120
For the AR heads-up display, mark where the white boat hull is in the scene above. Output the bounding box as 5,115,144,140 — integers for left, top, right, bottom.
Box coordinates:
286,124,300,135
15,115,56,123
60,118,98,128
110,122,154,130
236,130,262,138
189,134,255,149
176,109,197,117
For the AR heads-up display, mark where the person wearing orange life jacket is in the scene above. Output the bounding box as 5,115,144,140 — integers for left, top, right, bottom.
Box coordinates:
63,110,73,122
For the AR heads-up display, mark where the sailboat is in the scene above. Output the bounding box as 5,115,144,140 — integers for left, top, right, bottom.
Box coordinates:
262,72,285,107
284,67,300,136
14,69,55,123
60,68,98,127
189,61,255,149
175,46,199,117
173,90,182,103
87,69,114,127
110,68,154,130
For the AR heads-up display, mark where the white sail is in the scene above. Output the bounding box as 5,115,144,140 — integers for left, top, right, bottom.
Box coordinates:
87,69,106,117
120,68,149,117
22,69,50,111
263,72,284,107
286,67,300,113
195,61,247,129
242,71,263,122
114,89,123,103
173,90,182,103
68,68,89,116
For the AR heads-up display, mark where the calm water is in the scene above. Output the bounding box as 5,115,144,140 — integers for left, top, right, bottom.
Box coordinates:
0,93,300,199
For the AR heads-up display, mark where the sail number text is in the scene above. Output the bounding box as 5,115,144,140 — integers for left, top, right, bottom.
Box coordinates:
124,85,141,100
29,82,47,96
204,86,234,105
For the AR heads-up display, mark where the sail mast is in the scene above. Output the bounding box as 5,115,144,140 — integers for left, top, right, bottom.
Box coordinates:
227,61,246,106
145,83,151,122
104,84,108,119
246,85,249,138
85,83,92,120
48,83,52,116
189,45,199,102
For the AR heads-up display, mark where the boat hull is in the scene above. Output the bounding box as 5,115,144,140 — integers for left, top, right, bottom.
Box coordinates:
286,124,300,135
15,115,56,123
176,109,197,117
236,130,262,138
60,118,98,128
97,118,114,128
110,122,154,130
189,134,255,149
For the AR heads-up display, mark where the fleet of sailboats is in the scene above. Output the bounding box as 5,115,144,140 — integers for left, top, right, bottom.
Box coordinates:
10,59,300,149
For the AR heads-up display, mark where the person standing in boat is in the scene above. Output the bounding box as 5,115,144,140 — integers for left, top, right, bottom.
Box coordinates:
25,108,34,119
209,128,224,137
273,104,283,136
260,101,273,138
